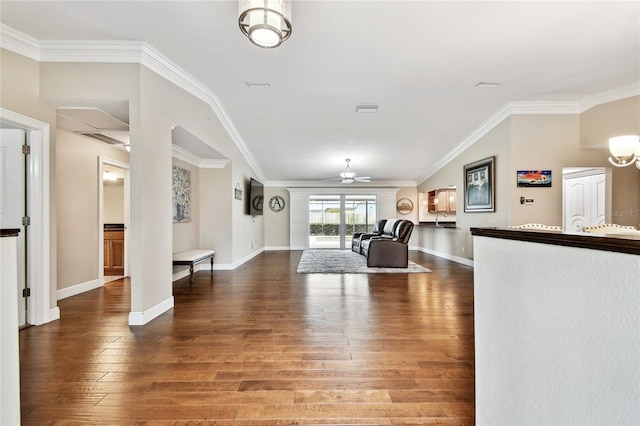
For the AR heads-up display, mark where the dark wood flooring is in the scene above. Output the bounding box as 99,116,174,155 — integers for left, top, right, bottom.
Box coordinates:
19,250,475,425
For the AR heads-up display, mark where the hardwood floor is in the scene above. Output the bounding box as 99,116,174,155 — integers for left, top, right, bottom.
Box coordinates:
19,251,475,425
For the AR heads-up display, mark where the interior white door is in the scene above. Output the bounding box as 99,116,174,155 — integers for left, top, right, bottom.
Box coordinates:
0,129,27,326
563,172,606,232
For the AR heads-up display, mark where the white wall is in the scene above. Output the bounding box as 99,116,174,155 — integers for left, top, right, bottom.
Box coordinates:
474,235,640,425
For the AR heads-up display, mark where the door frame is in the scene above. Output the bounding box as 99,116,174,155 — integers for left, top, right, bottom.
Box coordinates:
1,108,57,325
98,156,130,283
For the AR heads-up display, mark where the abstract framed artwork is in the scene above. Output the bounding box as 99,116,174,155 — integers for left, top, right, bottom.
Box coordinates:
464,156,495,212
517,170,552,187
172,165,191,222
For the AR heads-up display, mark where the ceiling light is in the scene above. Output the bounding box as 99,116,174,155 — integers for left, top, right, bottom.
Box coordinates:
356,104,378,113
608,135,640,169
475,81,502,88
239,0,292,49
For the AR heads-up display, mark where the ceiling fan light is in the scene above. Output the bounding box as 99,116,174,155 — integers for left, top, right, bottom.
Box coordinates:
239,0,292,49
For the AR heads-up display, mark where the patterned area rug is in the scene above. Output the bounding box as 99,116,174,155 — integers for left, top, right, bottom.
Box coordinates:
297,249,431,274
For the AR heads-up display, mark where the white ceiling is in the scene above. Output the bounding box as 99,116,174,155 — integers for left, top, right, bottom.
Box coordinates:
1,1,639,186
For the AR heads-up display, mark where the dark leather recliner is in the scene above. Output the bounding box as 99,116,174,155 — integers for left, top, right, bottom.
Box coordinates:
351,219,387,254
361,219,414,268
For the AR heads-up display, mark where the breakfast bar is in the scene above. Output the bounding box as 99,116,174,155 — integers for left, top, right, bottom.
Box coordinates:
471,227,639,425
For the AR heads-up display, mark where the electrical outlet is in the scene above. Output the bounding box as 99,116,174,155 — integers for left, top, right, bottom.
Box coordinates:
251,241,254,249
461,247,465,253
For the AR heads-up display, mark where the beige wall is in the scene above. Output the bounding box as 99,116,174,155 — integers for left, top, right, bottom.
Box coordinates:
56,129,129,290
104,184,125,224
264,187,290,249
418,119,512,260
200,166,233,263
1,50,58,308
16,57,262,316
417,96,640,261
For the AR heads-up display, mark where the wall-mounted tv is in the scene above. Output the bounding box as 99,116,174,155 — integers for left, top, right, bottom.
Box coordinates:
248,178,264,216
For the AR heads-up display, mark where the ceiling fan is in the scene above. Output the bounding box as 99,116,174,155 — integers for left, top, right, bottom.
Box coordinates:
324,158,372,184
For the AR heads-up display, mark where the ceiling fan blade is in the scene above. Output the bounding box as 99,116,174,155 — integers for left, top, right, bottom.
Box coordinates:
321,177,343,181
354,176,372,182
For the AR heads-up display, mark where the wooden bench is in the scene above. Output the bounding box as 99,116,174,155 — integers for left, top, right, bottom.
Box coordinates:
172,249,215,285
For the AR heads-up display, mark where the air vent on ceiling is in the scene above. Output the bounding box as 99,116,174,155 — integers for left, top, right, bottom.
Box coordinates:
475,81,503,88
75,132,126,145
245,82,271,88
356,104,378,113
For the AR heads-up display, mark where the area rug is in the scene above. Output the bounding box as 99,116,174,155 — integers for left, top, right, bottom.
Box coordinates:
297,249,431,274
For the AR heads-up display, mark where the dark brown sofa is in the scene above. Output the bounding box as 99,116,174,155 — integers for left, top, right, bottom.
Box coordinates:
360,219,414,268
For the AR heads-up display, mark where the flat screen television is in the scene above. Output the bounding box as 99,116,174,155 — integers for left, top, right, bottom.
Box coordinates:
248,178,264,216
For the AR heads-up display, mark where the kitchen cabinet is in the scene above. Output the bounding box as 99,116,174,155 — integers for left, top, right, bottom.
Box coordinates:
104,230,124,276
426,188,456,213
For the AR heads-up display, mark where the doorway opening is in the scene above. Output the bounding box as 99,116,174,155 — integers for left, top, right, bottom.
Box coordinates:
99,157,130,284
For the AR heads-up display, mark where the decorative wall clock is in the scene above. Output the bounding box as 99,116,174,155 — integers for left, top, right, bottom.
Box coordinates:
269,195,286,212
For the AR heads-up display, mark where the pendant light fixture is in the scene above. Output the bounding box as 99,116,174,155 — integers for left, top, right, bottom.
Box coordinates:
239,0,292,49
608,135,640,169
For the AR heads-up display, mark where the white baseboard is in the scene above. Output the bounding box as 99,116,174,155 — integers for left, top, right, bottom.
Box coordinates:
57,279,102,300
128,296,174,326
265,245,291,251
417,247,474,267
48,306,60,322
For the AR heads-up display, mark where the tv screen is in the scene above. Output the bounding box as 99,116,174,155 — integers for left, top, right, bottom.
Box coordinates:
248,178,264,216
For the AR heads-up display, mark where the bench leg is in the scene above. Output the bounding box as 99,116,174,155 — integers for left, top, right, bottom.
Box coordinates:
189,264,195,286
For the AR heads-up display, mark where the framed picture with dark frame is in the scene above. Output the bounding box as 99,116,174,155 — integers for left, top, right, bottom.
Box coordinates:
464,156,495,212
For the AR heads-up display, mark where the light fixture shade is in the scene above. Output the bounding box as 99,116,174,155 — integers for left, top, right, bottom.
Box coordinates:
608,135,639,167
239,0,292,48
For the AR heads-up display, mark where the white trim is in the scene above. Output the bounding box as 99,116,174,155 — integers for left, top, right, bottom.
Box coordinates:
128,296,174,326
0,23,40,61
48,307,60,322
171,145,229,169
2,24,637,190
0,108,52,326
416,86,639,185
418,246,474,267
579,82,640,113
0,24,265,183
265,246,291,251
57,279,101,300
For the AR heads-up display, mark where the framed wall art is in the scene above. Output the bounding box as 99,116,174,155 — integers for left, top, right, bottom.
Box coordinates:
172,165,191,222
517,170,552,187
464,156,495,212
396,198,414,215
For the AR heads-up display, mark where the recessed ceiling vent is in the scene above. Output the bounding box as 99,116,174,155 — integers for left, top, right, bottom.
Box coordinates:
356,104,378,113
75,132,126,145
57,107,130,146
475,81,503,88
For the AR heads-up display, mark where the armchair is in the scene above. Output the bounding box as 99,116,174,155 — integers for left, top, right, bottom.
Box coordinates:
351,219,387,254
361,220,414,268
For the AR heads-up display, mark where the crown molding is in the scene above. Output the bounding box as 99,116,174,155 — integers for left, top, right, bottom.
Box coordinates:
2,24,637,188
0,24,264,182
579,82,640,113
0,23,40,60
171,145,229,169
417,86,639,185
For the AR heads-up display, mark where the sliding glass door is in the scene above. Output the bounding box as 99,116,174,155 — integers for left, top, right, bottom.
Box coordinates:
309,194,377,249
